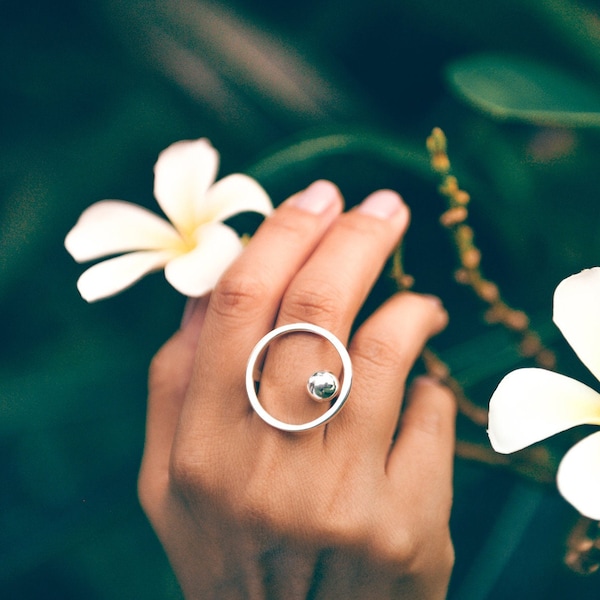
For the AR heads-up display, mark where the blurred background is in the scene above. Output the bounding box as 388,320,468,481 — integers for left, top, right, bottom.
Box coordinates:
3,0,600,597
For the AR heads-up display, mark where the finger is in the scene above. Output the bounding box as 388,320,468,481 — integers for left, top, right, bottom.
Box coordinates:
331,293,448,452
387,377,456,513
140,296,209,498
184,180,343,420
257,190,410,428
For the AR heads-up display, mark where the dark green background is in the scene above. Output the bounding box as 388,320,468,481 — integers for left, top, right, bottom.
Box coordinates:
3,1,600,598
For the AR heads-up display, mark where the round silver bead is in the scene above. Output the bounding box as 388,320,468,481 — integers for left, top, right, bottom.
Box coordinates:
307,370,340,402
246,322,353,432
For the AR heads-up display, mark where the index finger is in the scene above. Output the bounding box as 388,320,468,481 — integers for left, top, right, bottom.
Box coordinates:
183,181,343,422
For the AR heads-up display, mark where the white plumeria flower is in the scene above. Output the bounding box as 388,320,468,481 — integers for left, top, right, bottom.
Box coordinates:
65,138,273,302
488,267,600,520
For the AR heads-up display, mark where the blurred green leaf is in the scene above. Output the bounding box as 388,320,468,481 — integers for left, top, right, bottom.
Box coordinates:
446,53,600,126
246,129,432,186
524,0,600,78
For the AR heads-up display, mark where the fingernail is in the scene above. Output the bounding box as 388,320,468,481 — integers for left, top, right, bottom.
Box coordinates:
290,180,339,214
421,293,444,308
358,190,406,220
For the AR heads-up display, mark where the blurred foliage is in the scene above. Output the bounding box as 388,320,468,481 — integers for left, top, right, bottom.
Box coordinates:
3,0,600,598
447,53,600,126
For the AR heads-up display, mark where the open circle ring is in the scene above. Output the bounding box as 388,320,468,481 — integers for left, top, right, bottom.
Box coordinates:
245,322,353,432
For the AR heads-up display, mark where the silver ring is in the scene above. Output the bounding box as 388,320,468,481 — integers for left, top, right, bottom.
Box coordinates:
245,322,353,432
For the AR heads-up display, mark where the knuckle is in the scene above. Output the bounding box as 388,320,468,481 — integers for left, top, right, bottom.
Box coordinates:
440,539,456,574
281,282,343,326
240,462,360,540
210,271,269,321
239,484,283,531
375,527,418,570
148,349,167,391
168,446,197,495
351,331,405,373
147,334,193,399
137,462,156,517
374,523,454,576
231,485,298,538
147,342,174,391
168,436,255,515
138,455,176,527
338,212,385,239
327,512,371,549
237,452,311,531
168,441,214,501
309,480,374,547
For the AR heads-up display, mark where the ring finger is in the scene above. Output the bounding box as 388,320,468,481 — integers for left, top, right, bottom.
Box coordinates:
335,292,448,453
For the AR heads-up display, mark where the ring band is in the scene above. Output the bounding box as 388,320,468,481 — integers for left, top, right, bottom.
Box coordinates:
245,322,353,432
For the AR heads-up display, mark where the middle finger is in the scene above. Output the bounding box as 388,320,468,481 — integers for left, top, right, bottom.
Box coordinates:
256,190,410,429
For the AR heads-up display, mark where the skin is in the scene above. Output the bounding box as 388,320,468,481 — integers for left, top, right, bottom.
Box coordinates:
139,180,457,599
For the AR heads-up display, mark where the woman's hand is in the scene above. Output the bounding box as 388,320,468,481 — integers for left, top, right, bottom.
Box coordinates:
139,180,456,599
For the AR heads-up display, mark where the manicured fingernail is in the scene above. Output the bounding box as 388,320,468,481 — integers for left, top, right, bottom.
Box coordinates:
291,180,339,214
358,190,406,220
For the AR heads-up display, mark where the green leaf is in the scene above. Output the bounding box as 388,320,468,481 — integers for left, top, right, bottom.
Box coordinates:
446,53,600,127
246,129,432,184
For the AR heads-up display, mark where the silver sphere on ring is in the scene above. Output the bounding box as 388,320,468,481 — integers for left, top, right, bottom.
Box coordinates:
245,322,353,432
307,370,339,402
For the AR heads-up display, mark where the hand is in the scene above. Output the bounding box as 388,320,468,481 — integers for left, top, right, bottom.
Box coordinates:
139,180,456,599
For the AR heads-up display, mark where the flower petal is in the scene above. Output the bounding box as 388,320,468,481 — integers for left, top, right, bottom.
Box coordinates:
65,200,182,262
557,431,600,520
554,267,600,382
199,173,273,223
153,138,219,236
77,250,175,302
164,222,243,297
488,367,600,453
